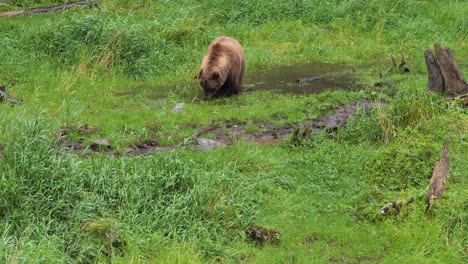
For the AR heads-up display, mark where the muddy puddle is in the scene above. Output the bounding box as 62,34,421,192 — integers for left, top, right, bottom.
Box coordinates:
49,63,372,156
111,63,359,101
244,63,358,94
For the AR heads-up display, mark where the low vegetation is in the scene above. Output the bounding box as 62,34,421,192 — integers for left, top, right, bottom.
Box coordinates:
0,0,467,263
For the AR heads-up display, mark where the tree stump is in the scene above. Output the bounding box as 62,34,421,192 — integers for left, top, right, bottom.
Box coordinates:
425,44,468,95
426,137,450,212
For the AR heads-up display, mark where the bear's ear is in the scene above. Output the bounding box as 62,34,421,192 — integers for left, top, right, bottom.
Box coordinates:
212,71,220,79
196,69,203,79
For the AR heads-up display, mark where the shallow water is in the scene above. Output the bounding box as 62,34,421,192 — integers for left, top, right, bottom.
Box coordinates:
244,62,357,94
113,63,359,101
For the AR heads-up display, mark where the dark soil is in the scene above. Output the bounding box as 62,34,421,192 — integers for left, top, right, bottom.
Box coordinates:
59,124,103,152
304,99,386,130
126,140,176,156
199,99,386,143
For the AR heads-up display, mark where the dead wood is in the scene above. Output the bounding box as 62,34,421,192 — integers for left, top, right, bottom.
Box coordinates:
446,93,468,107
446,93,468,100
0,84,22,104
380,197,415,216
0,0,98,17
399,53,407,67
426,137,450,212
388,53,410,75
425,44,468,95
390,53,397,67
425,50,444,94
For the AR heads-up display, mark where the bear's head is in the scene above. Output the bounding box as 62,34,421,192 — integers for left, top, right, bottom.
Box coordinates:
197,69,223,100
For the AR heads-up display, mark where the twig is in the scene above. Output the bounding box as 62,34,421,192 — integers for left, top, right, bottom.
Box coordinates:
426,138,450,212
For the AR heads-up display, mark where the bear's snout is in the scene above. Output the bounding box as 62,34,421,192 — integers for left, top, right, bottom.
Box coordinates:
204,91,214,100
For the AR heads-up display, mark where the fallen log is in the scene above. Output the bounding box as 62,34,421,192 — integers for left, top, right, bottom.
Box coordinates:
426,137,450,212
380,197,415,216
425,44,468,96
0,0,98,17
446,93,468,107
0,84,23,104
446,94,468,100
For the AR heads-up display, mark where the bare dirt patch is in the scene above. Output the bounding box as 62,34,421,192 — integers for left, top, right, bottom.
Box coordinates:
200,99,386,144
126,140,176,156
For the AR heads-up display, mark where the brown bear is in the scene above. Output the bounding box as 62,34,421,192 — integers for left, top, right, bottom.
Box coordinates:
197,36,245,100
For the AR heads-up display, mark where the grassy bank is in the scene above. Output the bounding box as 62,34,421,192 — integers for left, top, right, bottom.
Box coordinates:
1,0,467,263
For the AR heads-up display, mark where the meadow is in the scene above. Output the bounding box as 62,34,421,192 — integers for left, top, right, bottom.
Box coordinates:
0,0,467,263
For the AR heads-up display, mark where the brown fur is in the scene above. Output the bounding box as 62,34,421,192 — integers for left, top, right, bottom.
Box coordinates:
197,36,245,99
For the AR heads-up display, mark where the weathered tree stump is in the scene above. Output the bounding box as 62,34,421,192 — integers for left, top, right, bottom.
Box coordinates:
426,137,450,212
425,44,468,96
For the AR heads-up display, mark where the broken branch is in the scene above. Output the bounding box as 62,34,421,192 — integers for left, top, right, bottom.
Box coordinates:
0,0,98,17
426,137,450,212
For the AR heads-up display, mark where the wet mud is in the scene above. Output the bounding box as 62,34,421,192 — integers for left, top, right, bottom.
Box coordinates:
199,99,385,144
110,63,359,102
2,63,380,157
126,140,176,156
125,99,386,155
244,63,358,94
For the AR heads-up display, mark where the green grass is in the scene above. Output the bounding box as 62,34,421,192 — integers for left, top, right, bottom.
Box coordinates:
1,0,467,263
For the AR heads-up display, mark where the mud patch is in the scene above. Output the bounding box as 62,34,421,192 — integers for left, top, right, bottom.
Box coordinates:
60,124,102,137
57,100,385,156
89,139,112,151
244,63,358,94
305,99,387,130
202,99,386,144
126,139,176,156
59,124,103,153
61,138,86,151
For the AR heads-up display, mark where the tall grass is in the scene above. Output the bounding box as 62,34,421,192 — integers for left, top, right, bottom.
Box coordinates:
0,0,467,262
0,115,259,261
1,0,466,81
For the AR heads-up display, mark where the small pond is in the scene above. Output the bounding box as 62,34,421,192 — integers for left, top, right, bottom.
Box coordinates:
244,62,358,94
